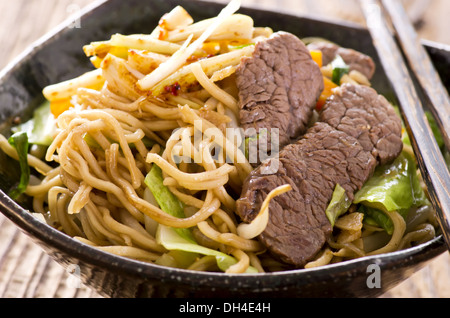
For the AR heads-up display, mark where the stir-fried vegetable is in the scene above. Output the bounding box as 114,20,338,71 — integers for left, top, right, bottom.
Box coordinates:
237,184,292,240
150,45,255,96
7,132,30,199
354,150,429,232
156,225,258,273
163,13,253,43
325,184,352,227
359,205,394,234
331,55,350,85
144,164,193,241
145,164,257,272
316,76,338,111
84,35,184,60
137,0,243,91
12,101,56,146
43,68,104,102
310,50,323,68
354,151,428,214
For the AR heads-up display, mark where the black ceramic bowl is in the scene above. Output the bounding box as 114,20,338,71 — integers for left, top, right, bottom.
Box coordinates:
0,0,448,298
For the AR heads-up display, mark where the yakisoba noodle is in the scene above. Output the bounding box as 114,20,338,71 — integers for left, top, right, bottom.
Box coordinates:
0,0,438,273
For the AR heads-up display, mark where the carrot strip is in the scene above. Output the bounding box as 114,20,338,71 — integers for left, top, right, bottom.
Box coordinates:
310,50,323,68
316,76,338,111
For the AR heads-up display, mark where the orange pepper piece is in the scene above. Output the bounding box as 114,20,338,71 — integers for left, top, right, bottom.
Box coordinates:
49,79,105,118
310,50,323,68
50,99,72,118
316,76,338,111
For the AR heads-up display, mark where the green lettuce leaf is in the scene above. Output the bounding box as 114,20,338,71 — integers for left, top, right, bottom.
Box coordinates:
325,184,351,227
331,55,349,85
359,205,394,235
145,164,257,273
12,101,56,146
8,132,30,199
156,225,258,273
144,164,194,242
354,150,429,232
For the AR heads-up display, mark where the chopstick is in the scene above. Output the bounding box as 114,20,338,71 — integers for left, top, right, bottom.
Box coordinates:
381,0,450,151
359,0,450,250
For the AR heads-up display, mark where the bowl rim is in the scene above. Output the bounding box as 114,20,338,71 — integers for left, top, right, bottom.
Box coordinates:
1,186,445,283
0,0,447,289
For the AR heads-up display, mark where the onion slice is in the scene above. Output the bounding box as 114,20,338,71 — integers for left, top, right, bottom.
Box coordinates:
137,0,241,91
237,184,292,240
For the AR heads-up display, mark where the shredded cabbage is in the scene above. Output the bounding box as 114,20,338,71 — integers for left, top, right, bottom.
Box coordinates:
331,55,349,85
12,101,56,146
157,225,258,273
145,164,257,273
325,184,352,227
7,132,30,199
354,151,428,214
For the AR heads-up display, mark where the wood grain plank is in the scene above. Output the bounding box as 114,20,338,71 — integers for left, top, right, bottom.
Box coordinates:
1,236,45,298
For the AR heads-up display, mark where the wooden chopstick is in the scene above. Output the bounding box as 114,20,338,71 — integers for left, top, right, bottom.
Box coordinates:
381,0,450,151
359,0,450,250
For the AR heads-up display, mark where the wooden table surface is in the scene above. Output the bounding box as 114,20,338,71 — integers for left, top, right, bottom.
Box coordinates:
0,0,449,298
